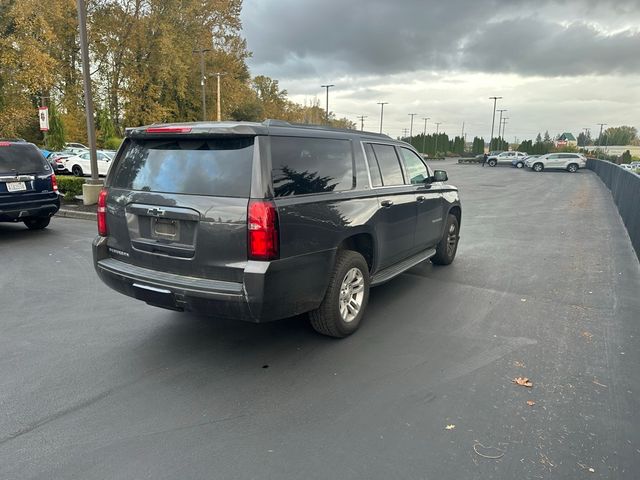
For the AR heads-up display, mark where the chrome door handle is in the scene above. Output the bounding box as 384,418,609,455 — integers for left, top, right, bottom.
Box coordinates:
380,200,394,208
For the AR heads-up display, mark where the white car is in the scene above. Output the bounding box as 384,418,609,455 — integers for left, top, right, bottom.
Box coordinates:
486,151,528,167
526,153,586,173
64,150,114,177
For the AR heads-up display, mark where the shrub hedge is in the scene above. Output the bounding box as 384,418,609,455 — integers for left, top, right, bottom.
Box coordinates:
56,176,85,200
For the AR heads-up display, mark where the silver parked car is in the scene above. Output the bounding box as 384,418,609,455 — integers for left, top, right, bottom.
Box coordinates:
525,153,586,173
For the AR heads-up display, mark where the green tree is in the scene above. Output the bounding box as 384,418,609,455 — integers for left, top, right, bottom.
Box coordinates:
46,102,65,150
621,150,632,163
599,126,638,146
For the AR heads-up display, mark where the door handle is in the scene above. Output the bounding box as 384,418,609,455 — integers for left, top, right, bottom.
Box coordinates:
380,200,394,208
416,196,425,203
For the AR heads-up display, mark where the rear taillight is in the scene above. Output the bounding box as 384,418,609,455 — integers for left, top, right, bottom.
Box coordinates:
248,200,279,260
145,126,192,134
97,188,108,236
50,174,58,192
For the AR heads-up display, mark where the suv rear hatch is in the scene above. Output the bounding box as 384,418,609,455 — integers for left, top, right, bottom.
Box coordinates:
105,136,255,284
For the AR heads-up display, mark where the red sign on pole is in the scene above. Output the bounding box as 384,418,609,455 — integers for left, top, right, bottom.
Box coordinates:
39,106,49,132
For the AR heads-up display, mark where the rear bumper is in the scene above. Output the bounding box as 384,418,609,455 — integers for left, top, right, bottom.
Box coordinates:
0,195,60,222
93,236,334,322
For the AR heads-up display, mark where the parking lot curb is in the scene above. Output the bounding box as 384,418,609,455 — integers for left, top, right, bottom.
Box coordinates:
57,209,97,221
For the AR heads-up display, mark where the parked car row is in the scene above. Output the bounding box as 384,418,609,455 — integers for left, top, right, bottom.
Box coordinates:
42,147,116,177
486,150,587,173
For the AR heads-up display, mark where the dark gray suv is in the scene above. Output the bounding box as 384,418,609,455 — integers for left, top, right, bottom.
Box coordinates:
93,120,461,337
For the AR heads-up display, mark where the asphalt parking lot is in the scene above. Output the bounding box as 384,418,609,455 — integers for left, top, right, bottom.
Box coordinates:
1,159,639,479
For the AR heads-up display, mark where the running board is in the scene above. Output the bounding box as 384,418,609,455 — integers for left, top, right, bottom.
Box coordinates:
370,248,436,286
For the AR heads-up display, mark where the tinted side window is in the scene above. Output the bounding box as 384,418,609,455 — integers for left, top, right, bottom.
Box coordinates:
371,144,404,186
399,148,429,184
110,138,254,197
363,143,383,187
271,136,353,197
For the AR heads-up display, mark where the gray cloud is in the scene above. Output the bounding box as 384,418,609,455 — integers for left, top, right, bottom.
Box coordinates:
242,0,640,79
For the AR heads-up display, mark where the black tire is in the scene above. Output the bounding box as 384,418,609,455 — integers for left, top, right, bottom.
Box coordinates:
567,163,578,173
72,165,84,177
24,217,51,230
516,162,524,169
309,250,370,338
431,214,460,266
533,162,544,172
488,159,497,167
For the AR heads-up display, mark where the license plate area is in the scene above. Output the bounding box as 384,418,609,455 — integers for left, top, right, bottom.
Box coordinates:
6,182,27,192
151,217,180,241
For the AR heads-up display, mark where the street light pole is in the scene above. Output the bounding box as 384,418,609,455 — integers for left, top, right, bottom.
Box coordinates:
76,0,99,189
377,102,388,134
408,113,417,143
212,72,226,121
193,48,211,121
321,84,334,125
501,118,509,147
489,96,502,151
434,122,442,154
422,117,430,154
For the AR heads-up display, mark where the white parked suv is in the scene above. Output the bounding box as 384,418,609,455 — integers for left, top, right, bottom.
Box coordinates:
525,153,586,173
486,151,528,167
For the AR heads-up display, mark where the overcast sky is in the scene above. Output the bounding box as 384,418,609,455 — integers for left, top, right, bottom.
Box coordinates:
241,0,640,142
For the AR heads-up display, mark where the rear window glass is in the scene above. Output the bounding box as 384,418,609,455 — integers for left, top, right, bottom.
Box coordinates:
271,136,354,197
0,144,50,174
110,138,254,197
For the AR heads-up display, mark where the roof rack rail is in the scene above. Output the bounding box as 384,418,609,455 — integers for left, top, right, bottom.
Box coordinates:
262,119,291,127
261,119,392,139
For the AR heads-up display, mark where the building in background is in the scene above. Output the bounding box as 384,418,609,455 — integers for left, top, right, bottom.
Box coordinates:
555,132,577,148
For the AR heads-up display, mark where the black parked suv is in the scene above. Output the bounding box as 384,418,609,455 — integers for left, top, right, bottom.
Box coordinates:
0,140,60,229
93,121,461,337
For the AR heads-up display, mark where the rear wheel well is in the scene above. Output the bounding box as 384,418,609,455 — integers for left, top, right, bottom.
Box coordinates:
338,234,374,272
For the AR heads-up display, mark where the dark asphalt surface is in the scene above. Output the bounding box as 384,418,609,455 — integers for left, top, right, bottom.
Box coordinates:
1,160,639,479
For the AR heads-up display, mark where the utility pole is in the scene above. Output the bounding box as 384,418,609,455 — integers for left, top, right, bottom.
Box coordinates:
321,84,334,125
497,109,507,141
461,121,465,139
357,115,367,131
489,96,502,151
597,123,607,156
422,117,430,154
211,72,226,121
76,0,100,204
501,118,509,147
408,113,417,143
193,48,211,121
434,122,442,154
402,128,409,139
377,102,388,134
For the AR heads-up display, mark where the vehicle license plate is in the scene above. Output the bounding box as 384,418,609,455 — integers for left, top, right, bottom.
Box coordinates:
6,182,26,192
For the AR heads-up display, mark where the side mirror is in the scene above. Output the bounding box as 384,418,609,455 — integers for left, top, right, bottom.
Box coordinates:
433,170,448,182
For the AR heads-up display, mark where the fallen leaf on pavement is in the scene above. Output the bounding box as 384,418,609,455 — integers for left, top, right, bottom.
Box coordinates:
445,424,455,430
513,377,533,388
588,467,595,473
526,400,535,406
514,361,525,368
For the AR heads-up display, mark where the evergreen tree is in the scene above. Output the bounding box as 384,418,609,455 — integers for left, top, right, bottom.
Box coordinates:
46,102,65,151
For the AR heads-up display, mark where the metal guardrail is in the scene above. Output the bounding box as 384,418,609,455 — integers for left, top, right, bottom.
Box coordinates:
587,159,640,261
